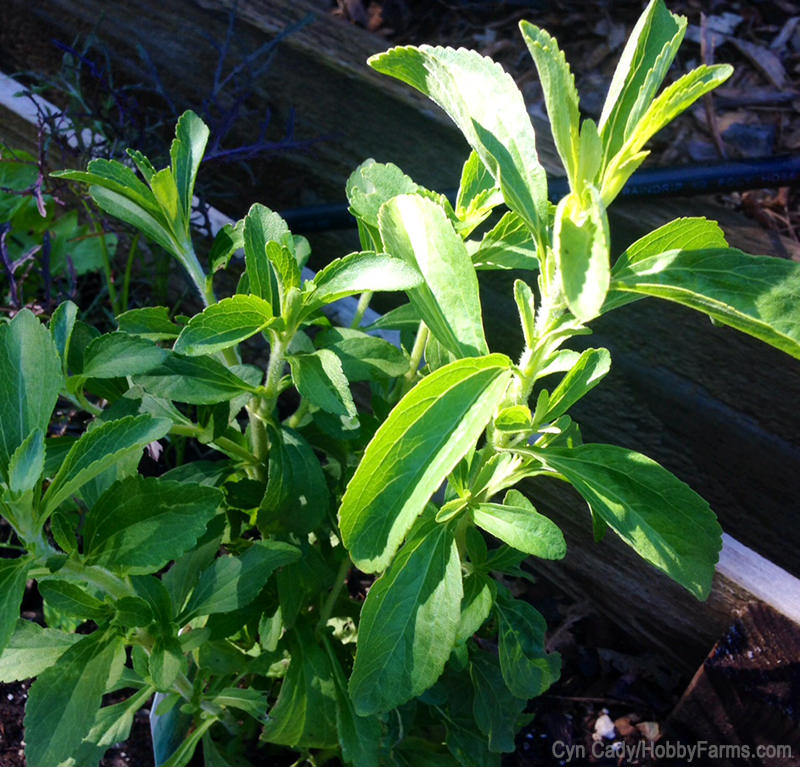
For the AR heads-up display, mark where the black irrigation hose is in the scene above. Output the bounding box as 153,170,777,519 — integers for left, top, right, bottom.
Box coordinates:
279,154,800,233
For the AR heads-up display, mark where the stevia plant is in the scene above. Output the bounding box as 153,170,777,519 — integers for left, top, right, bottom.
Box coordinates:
1,1,799,765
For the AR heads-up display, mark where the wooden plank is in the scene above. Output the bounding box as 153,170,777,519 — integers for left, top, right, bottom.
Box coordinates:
666,603,800,763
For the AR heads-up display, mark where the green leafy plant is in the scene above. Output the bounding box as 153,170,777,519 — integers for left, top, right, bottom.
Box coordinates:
2,1,799,764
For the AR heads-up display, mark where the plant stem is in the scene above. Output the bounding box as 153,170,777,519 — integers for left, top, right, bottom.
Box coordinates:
169,424,257,464
74,390,103,416
286,397,310,429
317,554,351,633
120,232,139,313
31,558,133,600
392,322,429,401
81,200,119,314
350,291,373,328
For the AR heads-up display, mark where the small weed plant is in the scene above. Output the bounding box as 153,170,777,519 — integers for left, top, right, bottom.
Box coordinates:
1,2,799,765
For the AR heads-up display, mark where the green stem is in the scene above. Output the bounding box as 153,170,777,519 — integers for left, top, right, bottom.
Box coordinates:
73,390,103,417
121,232,139,313
391,322,429,401
350,291,373,328
175,239,215,308
286,398,311,429
169,424,257,464
31,558,133,600
81,200,119,314
317,554,351,633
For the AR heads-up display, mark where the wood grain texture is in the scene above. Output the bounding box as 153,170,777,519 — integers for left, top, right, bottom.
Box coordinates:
666,603,800,764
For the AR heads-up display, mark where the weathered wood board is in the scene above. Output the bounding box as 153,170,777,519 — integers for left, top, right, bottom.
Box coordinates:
666,603,800,764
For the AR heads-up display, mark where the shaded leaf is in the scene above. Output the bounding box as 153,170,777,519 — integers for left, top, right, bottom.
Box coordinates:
0,310,63,480
83,476,222,574
473,489,566,560
41,415,171,519
24,630,125,767
349,518,462,715
534,443,722,598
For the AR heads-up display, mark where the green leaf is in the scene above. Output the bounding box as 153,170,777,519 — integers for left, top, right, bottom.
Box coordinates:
496,593,560,698
38,580,109,622
544,347,611,421
288,349,357,418
609,247,800,359
494,406,532,434
8,428,45,495
82,476,222,574
41,415,171,519
598,0,686,161
455,151,503,235
266,240,301,298
456,571,495,643
127,148,156,182
116,306,181,341
210,687,267,720
258,426,329,535
134,353,259,404
81,332,167,378
340,354,512,572
307,251,423,309
160,718,216,767
315,327,409,381
470,648,527,753
472,212,538,272
473,489,566,560
150,167,182,229
0,309,63,480
379,194,488,358
170,110,209,227
369,45,548,231
328,643,382,767
553,186,610,322
88,185,177,255
604,216,729,311
50,300,78,368
349,517,463,715
0,557,32,653
364,301,421,332
262,628,338,749
346,158,419,232
0,619,80,682
602,64,732,202
112,596,154,628
533,443,722,598
208,220,245,273
150,635,185,691
519,21,580,188
24,630,125,767
163,515,226,612
243,203,289,304
180,540,300,621
513,279,536,349
54,158,161,216
173,295,274,356
61,686,154,767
